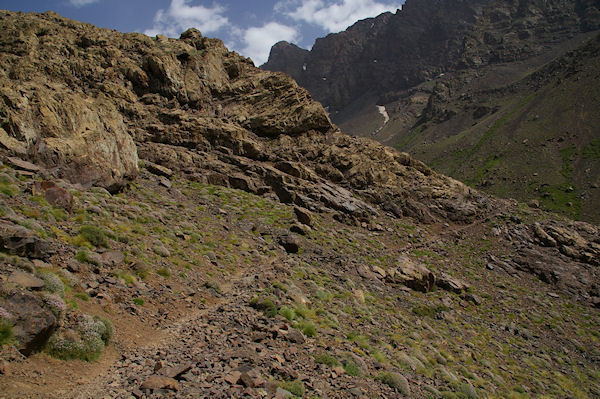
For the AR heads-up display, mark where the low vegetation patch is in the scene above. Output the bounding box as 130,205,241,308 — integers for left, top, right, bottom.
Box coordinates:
78,225,109,247
278,379,305,397
46,314,113,362
0,321,15,347
314,353,340,367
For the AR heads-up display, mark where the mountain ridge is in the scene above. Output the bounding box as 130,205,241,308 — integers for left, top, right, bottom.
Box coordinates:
262,0,600,223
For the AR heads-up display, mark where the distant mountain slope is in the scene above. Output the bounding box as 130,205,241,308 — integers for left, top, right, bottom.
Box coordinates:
263,0,600,222
407,34,600,222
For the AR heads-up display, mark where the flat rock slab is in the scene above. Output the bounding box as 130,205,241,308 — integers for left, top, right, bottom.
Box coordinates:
100,251,125,266
140,375,179,391
6,157,41,172
161,362,194,379
8,271,45,290
146,162,173,178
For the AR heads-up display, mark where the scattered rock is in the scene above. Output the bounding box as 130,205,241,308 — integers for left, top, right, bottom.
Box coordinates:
294,206,313,226
533,223,557,247
100,251,125,266
0,127,26,155
0,359,7,375
0,222,54,259
159,177,172,189
285,328,306,344
161,363,194,379
462,293,482,305
290,223,310,235
278,234,300,254
437,272,470,293
32,181,74,211
146,162,174,178
371,265,387,278
239,369,264,388
388,257,435,292
140,375,179,391
224,371,242,385
154,244,171,257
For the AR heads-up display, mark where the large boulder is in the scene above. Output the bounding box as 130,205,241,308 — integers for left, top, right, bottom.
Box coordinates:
0,221,53,259
0,291,57,356
387,257,436,292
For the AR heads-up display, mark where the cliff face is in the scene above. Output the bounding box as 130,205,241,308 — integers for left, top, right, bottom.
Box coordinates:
262,0,600,222
0,10,599,399
263,0,599,111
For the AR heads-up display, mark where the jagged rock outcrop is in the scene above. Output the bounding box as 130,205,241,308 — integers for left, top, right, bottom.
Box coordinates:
0,10,482,225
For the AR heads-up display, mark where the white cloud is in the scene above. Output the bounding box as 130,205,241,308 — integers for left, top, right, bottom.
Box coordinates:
239,22,299,66
276,0,402,33
69,0,99,7
144,0,229,38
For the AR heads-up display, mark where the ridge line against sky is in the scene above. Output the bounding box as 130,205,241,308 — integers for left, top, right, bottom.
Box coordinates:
2,0,403,65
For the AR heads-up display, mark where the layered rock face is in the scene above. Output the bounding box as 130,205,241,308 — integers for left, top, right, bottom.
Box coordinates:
0,10,480,224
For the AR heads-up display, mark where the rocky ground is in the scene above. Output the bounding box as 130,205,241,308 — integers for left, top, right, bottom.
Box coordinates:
0,10,599,399
1,158,599,398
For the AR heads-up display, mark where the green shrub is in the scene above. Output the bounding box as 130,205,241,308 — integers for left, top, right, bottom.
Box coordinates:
47,314,112,361
343,360,360,376
279,306,296,321
157,268,171,278
0,180,17,197
66,298,79,309
249,297,278,317
71,234,93,248
41,293,67,319
39,272,65,297
440,392,459,399
74,292,90,301
75,249,98,265
279,380,305,397
116,271,136,285
459,383,479,399
314,353,340,367
49,208,67,221
78,225,108,247
133,298,145,306
372,350,387,363
377,372,410,394
0,321,14,347
412,304,449,318
204,280,222,294
93,315,113,345
272,281,288,292
300,321,317,337
47,333,104,361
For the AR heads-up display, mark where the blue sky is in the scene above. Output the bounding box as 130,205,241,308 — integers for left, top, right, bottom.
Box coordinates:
1,0,404,65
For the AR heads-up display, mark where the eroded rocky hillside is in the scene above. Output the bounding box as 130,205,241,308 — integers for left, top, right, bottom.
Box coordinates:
0,10,599,399
263,0,600,223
